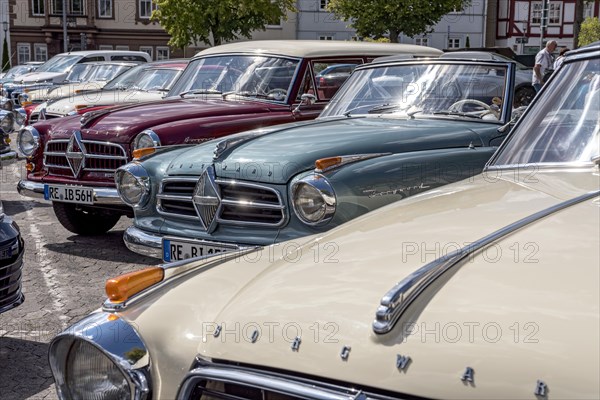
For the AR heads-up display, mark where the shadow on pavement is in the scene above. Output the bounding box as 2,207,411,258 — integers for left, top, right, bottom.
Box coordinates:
0,336,54,400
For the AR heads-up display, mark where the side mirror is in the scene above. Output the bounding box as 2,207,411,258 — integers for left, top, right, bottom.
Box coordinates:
498,106,527,133
293,93,317,114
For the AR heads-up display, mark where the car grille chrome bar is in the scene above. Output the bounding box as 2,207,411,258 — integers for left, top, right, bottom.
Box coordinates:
157,176,287,228
44,138,128,175
178,360,404,400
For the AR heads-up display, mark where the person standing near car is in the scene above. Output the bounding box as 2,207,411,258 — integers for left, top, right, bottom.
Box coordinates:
533,40,557,92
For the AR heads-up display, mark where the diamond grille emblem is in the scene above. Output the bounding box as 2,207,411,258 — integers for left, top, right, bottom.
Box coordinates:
65,131,86,178
192,166,220,232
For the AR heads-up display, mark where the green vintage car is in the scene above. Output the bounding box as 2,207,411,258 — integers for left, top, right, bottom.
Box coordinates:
117,54,518,261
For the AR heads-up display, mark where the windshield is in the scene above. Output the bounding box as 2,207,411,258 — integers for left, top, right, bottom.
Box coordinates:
36,55,83,73
131,68,180,91
320,63,509,121
3,65,33,79
85,64,132,82
167,55,300,102
64,64,95,82
492,58,599,166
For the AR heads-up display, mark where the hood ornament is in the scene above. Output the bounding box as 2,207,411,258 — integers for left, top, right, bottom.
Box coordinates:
65,131,86,178
213,134,260,161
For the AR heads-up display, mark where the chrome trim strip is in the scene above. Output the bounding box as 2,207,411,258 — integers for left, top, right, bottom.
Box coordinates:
373,190,600,334
156,193,193,201
177,359,401,400
48,312,151,400
220,198,285,209
104,241,259,311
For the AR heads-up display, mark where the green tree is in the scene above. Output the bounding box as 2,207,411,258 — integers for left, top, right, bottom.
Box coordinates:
578,17,600,47
153,0,296,48
328,0,471,43
1,37,9,72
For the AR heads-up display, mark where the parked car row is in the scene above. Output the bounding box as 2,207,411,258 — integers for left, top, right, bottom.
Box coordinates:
1,41,598,399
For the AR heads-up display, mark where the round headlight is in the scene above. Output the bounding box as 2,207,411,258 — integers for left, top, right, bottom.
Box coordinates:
0,97,13,111
66,340,131,400
291,174,336,225
133,129,161,150
17,126,40,157
0,112,15,132
17,93,30,106
116,163,150,207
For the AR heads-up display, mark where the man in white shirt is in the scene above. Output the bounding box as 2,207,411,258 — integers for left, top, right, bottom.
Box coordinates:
533,40,557,92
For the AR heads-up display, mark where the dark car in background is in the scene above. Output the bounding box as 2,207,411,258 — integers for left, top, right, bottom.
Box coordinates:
0,199,24,314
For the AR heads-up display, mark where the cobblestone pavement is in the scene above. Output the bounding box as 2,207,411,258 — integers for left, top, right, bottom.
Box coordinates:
1,142,159,400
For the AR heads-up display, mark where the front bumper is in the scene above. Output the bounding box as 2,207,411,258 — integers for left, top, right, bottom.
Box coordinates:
0,150,18,165
17,180,124,205
124,225,253,260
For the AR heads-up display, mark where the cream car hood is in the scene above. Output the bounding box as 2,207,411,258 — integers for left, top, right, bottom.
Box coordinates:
44,89,164,116
122,168,600,399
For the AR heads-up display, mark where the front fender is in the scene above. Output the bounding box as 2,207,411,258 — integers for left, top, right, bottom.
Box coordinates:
324,147,498,225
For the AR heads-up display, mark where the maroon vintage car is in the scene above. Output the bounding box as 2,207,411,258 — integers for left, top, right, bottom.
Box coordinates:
16,40,441,235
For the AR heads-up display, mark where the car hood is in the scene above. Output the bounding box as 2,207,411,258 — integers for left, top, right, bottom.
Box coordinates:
125,169,599,399
166,117,486,183
48,97,283,139
44,89,166,116
18,71,63,84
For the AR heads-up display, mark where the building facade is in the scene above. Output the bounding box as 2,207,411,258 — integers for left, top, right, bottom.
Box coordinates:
495,0,600,53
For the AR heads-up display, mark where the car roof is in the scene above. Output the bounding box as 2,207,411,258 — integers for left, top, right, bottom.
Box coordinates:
79,61,141,66
144,60,189,69
194,40,442,59
53,50,150,57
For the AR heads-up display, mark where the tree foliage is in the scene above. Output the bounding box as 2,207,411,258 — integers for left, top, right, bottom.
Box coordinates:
153,0,296,48
578,17,600,47
328,0,471,43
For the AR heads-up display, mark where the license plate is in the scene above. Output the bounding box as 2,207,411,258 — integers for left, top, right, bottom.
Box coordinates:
162,238,239,262
44,185,94,205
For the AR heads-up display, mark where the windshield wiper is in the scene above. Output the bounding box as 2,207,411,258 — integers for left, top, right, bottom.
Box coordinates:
367,103,405,114
432,111,482,119
222,91,269,99
179,88,223,98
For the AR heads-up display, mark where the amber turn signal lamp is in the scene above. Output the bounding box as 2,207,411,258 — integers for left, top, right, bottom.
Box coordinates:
74,104,89,111
315,157,342,171
105,267,164,303
132,147,156,160
25,163,35,172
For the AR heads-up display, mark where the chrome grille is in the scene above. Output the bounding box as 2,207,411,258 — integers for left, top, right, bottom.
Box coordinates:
157,176,286,228
0,238,23,310
44,138,128,176
179,361,405,400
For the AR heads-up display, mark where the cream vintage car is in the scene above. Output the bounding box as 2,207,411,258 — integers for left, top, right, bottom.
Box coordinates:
48,43,599,399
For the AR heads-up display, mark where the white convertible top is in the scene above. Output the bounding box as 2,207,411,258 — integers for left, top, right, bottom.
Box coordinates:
195,40,442,59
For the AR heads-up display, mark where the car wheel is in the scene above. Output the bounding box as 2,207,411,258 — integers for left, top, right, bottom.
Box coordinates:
514,86,536,108
52,203,121,235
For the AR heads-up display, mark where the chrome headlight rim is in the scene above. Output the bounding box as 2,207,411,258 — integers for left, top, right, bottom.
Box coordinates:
48,312,151,400
291,173,336,226
133,129,161,150
0,96,13,111
0,111,15,133
17,126,40,157
115,162,151,208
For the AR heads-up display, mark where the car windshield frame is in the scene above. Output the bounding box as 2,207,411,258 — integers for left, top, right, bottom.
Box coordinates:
488,54,599,170
320,59,513,124
35,55,83,73
166,54,302,104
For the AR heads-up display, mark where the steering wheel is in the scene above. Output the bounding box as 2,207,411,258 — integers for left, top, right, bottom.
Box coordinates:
267,88,288,99
448,99,499,119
